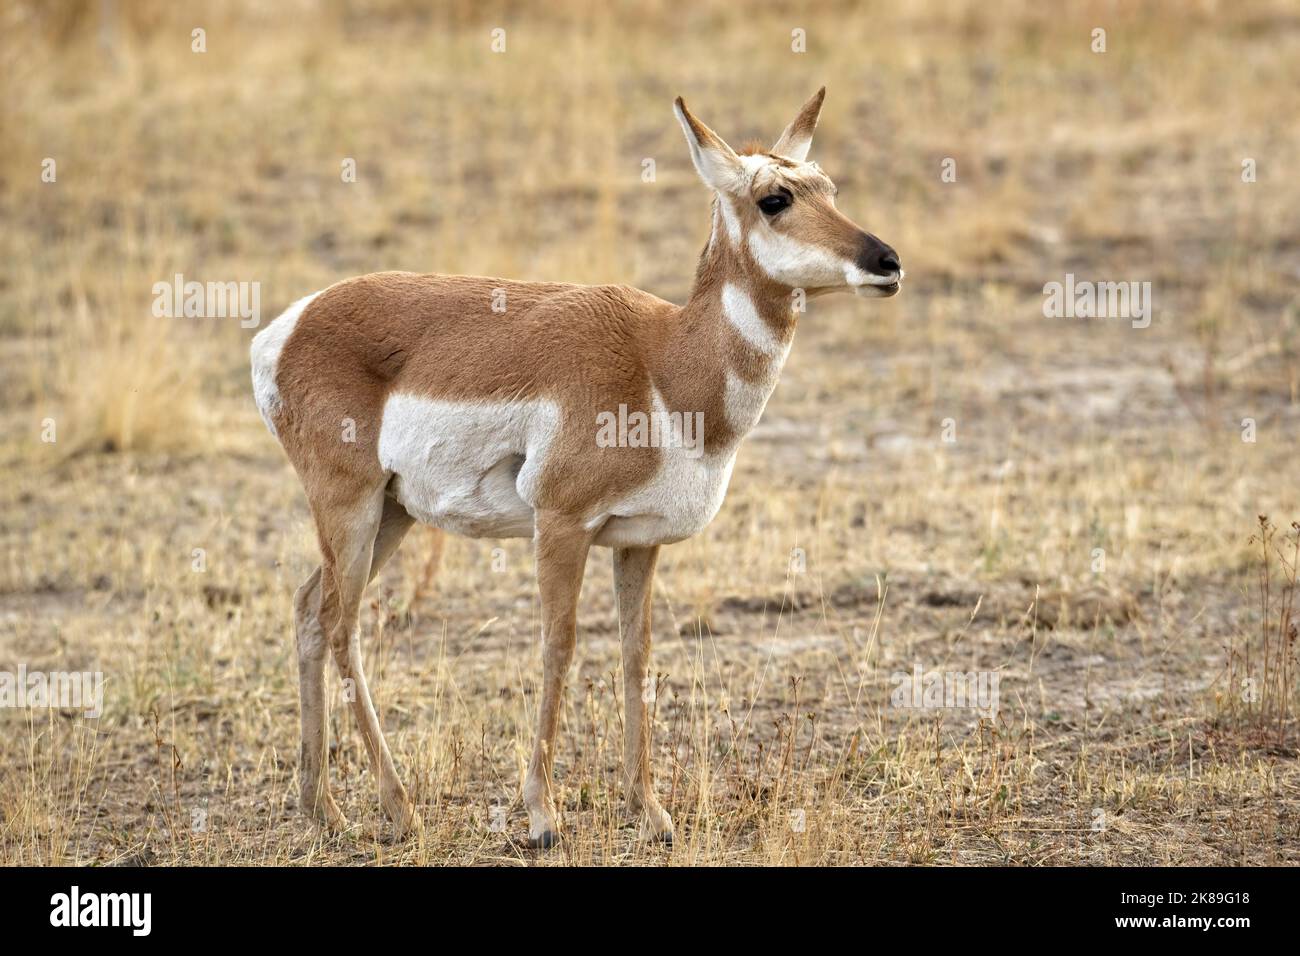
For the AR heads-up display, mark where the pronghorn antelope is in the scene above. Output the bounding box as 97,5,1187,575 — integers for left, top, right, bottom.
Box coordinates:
251,88,902,848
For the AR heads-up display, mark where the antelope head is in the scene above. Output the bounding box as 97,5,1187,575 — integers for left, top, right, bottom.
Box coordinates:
674,87,903,298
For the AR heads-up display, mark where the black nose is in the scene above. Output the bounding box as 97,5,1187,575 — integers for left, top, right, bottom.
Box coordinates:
857,234,901,277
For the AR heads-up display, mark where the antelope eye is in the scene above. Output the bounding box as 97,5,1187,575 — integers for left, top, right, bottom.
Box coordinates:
757,194,791,216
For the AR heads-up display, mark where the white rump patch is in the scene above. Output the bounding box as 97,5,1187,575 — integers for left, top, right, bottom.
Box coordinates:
250,290,321,436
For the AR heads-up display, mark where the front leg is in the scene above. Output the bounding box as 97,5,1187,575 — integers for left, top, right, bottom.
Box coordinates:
613,545,674,844
522,511,593,848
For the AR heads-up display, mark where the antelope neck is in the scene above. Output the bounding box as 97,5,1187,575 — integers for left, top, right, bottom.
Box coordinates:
655,193,798,455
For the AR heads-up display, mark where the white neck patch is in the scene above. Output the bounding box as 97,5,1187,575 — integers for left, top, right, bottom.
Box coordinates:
722,282,786,356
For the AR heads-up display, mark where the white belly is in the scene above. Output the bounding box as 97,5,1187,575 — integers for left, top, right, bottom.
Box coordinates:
377,392,737,548
377,394,559,540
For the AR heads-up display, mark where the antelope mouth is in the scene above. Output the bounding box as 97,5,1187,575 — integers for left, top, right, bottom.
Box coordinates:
853,277,902,298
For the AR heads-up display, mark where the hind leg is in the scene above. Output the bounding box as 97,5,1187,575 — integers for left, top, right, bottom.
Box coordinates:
305,483,420,833
297,496,415,831
295,565,346,828
370,496,417,580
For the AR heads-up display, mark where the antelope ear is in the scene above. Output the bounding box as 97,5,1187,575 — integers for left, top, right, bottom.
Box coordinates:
771,87,826,162
674,96,742,192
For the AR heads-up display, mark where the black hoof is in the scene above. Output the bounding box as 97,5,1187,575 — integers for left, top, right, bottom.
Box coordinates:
527,830,560,850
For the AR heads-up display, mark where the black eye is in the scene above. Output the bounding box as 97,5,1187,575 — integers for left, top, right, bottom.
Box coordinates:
757,194,791,216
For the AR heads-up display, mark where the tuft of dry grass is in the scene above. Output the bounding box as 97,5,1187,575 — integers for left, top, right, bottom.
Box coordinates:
1215,516,1300,750
44,295,206,458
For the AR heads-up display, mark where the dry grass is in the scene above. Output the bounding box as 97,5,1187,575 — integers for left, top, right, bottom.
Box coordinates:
2,0,1300,865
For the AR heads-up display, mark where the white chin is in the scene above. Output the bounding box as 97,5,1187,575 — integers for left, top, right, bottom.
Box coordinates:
852,282,901,298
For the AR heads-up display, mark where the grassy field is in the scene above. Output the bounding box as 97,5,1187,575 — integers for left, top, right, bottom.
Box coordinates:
2,0,1300,865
